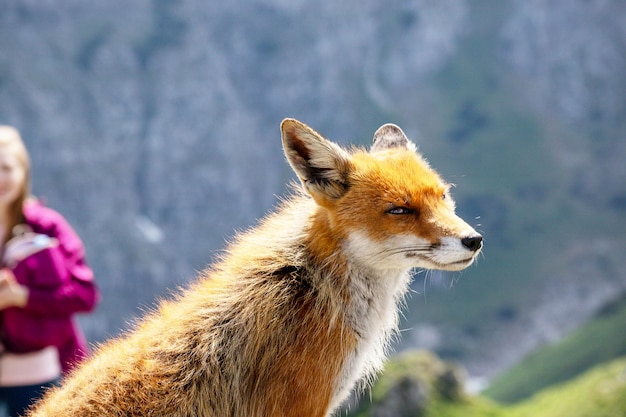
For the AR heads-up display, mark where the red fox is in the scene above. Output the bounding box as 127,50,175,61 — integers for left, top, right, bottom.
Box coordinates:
27,119,482,417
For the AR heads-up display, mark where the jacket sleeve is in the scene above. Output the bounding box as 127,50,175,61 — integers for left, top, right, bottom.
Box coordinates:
21,248,99,317
17,210,100,317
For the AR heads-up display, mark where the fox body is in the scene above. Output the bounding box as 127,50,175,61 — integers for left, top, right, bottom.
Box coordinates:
29,119,482,417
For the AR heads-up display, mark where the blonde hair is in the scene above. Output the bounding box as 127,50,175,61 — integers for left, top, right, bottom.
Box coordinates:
0,125,32,243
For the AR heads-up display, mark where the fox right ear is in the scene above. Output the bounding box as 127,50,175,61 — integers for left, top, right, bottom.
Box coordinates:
281,118,352,203
371,123,416,153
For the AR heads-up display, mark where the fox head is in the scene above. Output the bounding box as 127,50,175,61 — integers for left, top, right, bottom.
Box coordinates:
281,118,482,272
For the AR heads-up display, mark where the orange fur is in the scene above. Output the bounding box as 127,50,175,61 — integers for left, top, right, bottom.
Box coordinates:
27,119,481,417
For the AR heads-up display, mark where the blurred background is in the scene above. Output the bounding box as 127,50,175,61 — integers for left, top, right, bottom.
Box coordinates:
1,0,625,415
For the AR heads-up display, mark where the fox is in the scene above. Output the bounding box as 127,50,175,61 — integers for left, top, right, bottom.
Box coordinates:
27,118,482,417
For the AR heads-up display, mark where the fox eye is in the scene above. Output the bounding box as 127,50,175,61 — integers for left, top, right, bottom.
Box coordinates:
442,193,447,200
387,206,415,215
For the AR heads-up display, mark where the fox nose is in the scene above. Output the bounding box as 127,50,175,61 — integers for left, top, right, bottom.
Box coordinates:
461,235,483,252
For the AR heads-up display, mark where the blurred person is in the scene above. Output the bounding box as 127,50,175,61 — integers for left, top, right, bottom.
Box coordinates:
0,126,100,417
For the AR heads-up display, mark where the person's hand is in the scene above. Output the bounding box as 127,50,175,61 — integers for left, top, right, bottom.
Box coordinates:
3,233,58,268
0,268,28,310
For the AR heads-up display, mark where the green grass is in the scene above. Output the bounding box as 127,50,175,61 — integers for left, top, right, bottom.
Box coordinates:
484,295,626,403
349,352,626,417
427,396,504,417
505,356,626,417
349,351,507,417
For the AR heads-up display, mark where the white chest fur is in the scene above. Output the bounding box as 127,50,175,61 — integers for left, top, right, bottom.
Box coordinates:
328,265,412,413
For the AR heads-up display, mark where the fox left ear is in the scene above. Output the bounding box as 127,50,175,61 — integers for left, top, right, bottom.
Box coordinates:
371,123,416,153
281,118,352,203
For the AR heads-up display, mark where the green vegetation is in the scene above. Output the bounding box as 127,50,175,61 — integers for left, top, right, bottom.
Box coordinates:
348,350,505,417
485,294,626,402
505,356,626,417
348,350,626,417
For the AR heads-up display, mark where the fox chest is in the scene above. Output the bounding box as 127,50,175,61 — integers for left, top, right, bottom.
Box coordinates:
328,269,411,411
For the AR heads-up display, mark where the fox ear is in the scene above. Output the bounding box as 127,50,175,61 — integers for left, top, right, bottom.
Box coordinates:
371,123,416,153
281,118,352,202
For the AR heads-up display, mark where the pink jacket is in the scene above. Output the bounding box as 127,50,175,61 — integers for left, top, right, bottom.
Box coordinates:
1,201,100,373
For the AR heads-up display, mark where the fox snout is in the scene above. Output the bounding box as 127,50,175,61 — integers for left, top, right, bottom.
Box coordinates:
427,226,482,271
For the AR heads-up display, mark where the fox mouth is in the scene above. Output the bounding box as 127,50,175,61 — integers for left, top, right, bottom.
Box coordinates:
445,257,477,269
407,253,477,270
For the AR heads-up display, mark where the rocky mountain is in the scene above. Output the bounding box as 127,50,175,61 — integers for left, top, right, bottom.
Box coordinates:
1,0,624,386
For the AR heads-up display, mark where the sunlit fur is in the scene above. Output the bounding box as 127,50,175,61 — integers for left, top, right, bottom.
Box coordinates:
27,119,481,417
